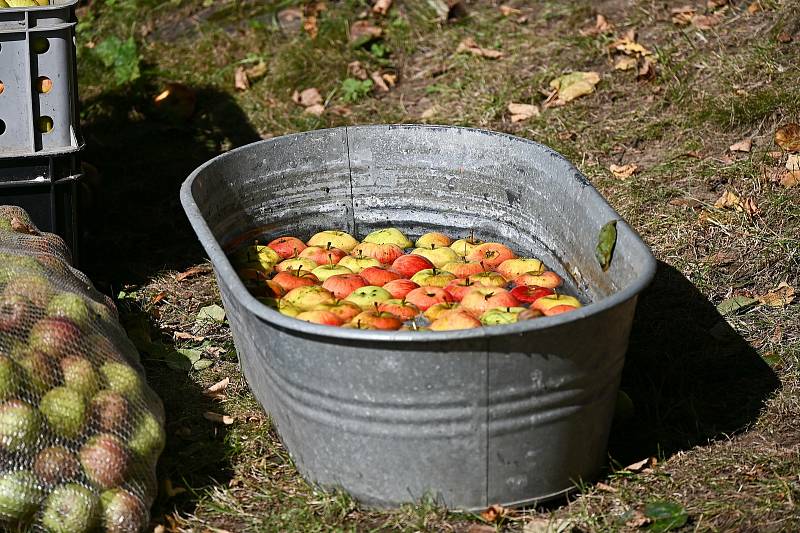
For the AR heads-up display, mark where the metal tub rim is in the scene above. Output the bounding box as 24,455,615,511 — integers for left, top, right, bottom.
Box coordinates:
180,124,657,343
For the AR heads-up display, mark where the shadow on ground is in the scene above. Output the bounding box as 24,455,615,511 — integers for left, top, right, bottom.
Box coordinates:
608,260,781,466
79,83,260,520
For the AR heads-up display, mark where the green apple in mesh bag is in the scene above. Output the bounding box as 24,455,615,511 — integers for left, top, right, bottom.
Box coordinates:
40,386,87,439
0,399,40,452
100,361,144,399
0,470,42,523
0,253,43,283
46,292,91,330
17,347,56,394
61,355,100,397
128,412,166,461
0,355,19,400
2,274,51,307
41,483,99,533
100,488,147,533
0,294,33,335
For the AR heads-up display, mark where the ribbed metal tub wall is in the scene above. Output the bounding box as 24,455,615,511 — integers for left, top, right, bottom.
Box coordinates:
180,125,657,510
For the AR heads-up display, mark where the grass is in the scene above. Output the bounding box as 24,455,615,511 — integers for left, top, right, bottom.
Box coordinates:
71,0,800,531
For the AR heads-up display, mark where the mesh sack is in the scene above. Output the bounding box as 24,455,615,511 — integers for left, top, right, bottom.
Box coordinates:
0,206,165,533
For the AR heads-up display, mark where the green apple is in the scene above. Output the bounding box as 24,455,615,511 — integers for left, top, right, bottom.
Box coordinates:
0,399,40,452
277,299,301,317
344,286,392,310
275,257,318,272
496,258,544,280
450,237,484,257
17,348,55,394
41,483,99,533
0,253,42,283
2,274,52,307
0,470,42,522
229,244,281,270
40,387,87,438
99,362,143,400
100,489,147,533
61,355,100,396
306,230,359,252
479,307,525,326
46,292,91,329
338,255,381,273
127,412,165,461
411,246,459,268
282,286,335,311
311,263,352,281
362,228,413,249
0,355,19,400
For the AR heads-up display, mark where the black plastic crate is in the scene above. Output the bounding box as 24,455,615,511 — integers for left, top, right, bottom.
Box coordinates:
0,150,81,182
0,174,81,264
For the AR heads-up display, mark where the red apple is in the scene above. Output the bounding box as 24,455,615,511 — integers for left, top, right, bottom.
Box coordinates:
322,274,368,299
360,266,402,287
411,268,456,288
91,390,129,433
351,311,403,330
352,242,405,265
268,236,306,259
28,317,82,358
80,434,129,489
383,279,419,299
444,278,478,301
296,310,343,326
441,260,484,278
415,232,452,249
405,286,454,311
0,294,32,334
429,310,481,331
391,254,434,278
423,302,460,321
300,245,347,265
263,280,285,298
313,300,362,323
272,269,319,292
542,305,579,316
460,287,520,317
378,299,421,321
34,446,81,485
100,488,148,533
510,285,554,304
466,242,516,270
468,271,508,288
513,271,563,289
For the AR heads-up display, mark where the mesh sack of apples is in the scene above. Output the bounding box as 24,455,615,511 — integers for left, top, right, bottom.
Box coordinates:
0,206,165,533
230,227,584,331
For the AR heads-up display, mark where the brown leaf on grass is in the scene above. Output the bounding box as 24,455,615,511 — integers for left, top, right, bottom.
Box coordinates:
456,37,504,59
174,331,205,341
580,14,612,36
372,0,392,15
204,377,230,399
162,478,187,498
714,189,740,209
778,170,800,188
624,510,651,528
624,457,657,473
508,102,540,122
758,282,796,307
638,57,656,80
523,518,574,533
371,71,390,92
382,73,397,87
234,67,249,91
707,0,728,8
304,104,325,116
499,5,521,17
466,525,496,533
786,154,800,171
480,504,509,523
775,123,800,152
671,5,696,25
151,291,167,305
692,13,722,30
614,56,638,71
203,411,234,425
729,138,752,152
747,2,762,14
547,71,600,106
742,197,760,216
420,106,438,119
595,481,617,492
348,60,368,80
245,61,268,81
428,0,466,21
303,1,326,39
176,266,208,281
292,87,323,107
350,20,383,44
610,31,652,57
610,163,638,179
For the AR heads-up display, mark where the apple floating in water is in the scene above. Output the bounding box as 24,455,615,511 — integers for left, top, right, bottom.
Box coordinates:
411,246,459,269
430,310,481,331
391,253,434,278
322,273,368,299
307,230,359,252
411,268,456,288
300,245,347,265
382,279,419,299
466,242,516,270
415,232,451,249
268,236,307,259
363,227,414,249
359,266,401,287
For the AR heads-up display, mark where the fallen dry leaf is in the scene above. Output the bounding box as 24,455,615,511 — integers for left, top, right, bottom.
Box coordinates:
747,1,761,14
610,163,638,179
624,510,651,528
304,104,325,116
624,457,657,473
614,56,638,71
245,61,268,81
456,37,504,59
302,1,326,39
151,291,167,305
758,282,795,307
203,412,235,425
499,5,521,17
372,0,392,15
176,266,208,281
292,87,323,107
778,170,799,188
785,153,800,171
777,31,792,43
234,67,249,91
742,197,760,216
775,123,800,152
708,0,728,9
420,106,438,119
611,31,652,57
548,71,600,105
206,377,230,394
350,20,383,45
163,478,186,498
508,102,540,122
481,504,509,523
596,481,617,492
348,60,368,80
382,73,397,87
371,71,390,93
714,189,741,209
580,14,612,36
671,5,696,25
692,13,722,30
174,331,205,341
669,197,701,209
638,57,656,80
466,525,496,533
729,138,752,152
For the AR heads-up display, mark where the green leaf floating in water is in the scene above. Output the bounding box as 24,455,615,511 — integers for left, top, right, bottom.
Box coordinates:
644,500,688,532
595,220,618,272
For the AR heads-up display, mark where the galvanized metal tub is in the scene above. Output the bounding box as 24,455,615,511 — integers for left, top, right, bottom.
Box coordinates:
180,125,657,510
